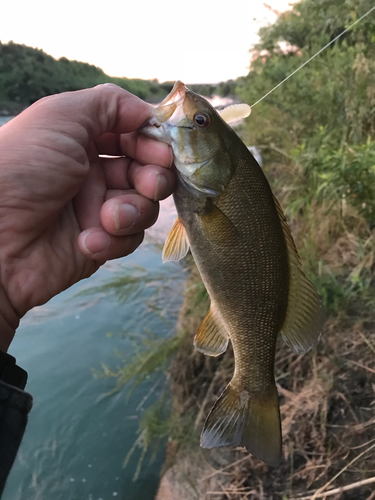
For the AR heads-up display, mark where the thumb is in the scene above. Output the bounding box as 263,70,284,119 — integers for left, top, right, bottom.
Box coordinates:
11,84,152,148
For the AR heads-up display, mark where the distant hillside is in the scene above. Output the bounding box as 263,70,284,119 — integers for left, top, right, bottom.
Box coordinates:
0,41,172,113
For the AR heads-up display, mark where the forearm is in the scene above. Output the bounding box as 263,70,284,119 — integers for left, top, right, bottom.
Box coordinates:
0,281,30,496
0,352,33,497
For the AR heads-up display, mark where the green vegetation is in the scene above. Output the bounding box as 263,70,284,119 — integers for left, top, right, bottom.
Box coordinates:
78,261,192,478
236,0,375,319
147,1,375,498
0,41,169,112
237,0,375,146
78,0,375,496
188,80,238,98
0,42,238,115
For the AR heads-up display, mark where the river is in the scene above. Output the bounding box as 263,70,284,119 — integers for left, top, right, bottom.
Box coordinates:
1,115,184,500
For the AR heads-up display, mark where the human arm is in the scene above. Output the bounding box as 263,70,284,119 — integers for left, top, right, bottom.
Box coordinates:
0,84,175,351
0,84,175,495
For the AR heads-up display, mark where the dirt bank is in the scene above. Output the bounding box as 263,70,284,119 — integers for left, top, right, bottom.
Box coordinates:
155,263,375,500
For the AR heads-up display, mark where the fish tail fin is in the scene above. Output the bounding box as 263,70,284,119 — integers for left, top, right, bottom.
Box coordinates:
200,382,281,466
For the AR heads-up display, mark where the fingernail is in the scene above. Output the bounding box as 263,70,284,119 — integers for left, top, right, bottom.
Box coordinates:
114,203,139,231
153,173,168,201
82,229,111,255
169,152,174,168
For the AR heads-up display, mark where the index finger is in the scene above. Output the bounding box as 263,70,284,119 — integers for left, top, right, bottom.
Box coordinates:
95,132,173,168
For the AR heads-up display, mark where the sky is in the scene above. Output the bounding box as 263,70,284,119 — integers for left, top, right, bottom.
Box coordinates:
0,0,295,84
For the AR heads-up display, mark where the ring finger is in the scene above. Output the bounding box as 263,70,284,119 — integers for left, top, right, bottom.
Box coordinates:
100,193,159,236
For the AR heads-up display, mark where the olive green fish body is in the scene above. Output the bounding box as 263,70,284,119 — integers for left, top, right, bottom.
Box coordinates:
174,142,289,393
142,81,324,466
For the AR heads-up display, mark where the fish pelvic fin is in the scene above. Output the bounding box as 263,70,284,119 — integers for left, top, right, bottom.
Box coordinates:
273,195,324,354
194,305,229,356
162,217,190,263
201,382,282,467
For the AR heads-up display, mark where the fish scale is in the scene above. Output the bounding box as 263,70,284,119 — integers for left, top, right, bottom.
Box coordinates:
141,81,324,466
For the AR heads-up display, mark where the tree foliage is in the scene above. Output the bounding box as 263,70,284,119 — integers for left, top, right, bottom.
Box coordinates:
0,41,167,111
237,0,375,217
236,0,375,312
0,41,240,114
237,0,375,147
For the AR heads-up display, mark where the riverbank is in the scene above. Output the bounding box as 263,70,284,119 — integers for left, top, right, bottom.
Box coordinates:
152,145,375,499
151,0,375,494
155,257,375,499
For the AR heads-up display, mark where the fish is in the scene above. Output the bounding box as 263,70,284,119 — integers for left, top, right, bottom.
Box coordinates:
141,81,324,466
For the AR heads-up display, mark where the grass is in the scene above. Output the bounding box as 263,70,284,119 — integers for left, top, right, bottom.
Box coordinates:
158,270,375,499
154,153,375,499
101,148,375,499
84,137,375,499
79,259,191,480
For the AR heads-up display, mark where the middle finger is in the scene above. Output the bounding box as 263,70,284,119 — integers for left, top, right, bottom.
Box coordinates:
101,157,175,200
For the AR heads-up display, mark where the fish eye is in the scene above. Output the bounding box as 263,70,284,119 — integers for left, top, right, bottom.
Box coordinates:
193,112,211,128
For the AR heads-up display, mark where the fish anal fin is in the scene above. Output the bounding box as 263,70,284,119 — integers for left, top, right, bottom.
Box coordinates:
194,306,229,357
162,217,189,263
219,104,251,125
273,194,324,353
201,383,282,467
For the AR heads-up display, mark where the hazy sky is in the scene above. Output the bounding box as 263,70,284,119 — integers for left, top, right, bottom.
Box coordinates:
1,0,295,83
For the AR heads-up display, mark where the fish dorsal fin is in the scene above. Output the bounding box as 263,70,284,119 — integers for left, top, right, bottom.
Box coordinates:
273,195,324,354
219,103,251,125
162,217,190,263
194,304,229,356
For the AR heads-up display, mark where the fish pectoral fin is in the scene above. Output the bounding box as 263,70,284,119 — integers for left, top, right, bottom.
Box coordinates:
162,217,190,263
201,383,282,467
219,103,251,125
194,306,229,357
273,195,324,353
199,200,238,245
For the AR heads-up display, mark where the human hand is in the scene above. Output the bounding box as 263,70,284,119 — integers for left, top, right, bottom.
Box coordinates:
0,84,175,350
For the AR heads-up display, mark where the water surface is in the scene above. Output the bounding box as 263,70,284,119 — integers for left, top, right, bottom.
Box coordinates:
3,198,183,500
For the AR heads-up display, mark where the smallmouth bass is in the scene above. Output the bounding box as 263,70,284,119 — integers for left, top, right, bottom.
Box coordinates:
142,82,324,466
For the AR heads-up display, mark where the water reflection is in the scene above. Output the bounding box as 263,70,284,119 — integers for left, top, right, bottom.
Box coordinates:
3,197,185,500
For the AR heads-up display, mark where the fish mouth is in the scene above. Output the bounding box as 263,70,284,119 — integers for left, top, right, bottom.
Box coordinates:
159,81,186,107
153,81,187,123
140,81,187,143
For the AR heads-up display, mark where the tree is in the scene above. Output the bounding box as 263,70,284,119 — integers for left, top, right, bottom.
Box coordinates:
237,0,375,147
0,41,168,110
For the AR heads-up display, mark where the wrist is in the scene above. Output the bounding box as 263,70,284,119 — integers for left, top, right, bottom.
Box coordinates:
0,285,20,352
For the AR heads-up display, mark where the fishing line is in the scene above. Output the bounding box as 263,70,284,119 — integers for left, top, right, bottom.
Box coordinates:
251,4,375,108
